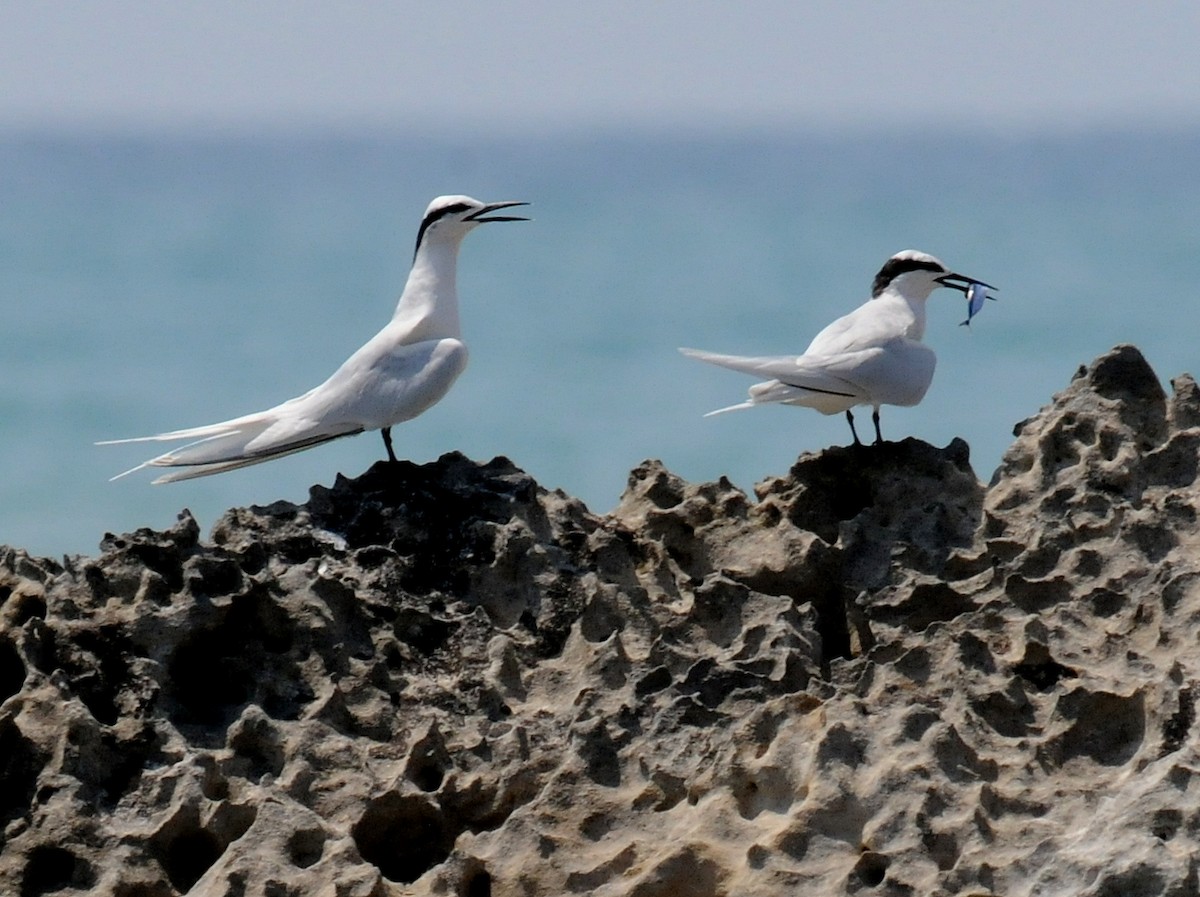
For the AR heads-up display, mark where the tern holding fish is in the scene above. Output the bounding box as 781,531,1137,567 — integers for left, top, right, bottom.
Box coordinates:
680,250,996,445
100,195,528,483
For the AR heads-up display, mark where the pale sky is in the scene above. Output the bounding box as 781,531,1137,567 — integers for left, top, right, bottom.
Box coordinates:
3,1,1199,133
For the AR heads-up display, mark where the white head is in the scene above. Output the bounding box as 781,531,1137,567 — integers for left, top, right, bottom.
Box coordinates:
413,194,528,259
871,250,993,301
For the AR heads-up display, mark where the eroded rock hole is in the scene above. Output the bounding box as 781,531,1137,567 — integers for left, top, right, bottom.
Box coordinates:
95,728,163,808
167,590,301,729
227,710,285,781
405,731,450,793
852,850,888,888
0,637,25,703
635,666,672,698
0,717,41,828
168,632,252,727
813,590,852,663
1013,643,1077,692
63,629,130,726
185,555,243,597
287,827,327,868
575,722,622,787
12,594,47,627
21,845,96,897
1048,689,1146,768
112,883,175,897
160,829,222,894
1152,808,1183,841
352,793,453,884
1161,686,1195,756
126,542,186,592
394,608,458,656
971,691,1035,738
464,867,492,897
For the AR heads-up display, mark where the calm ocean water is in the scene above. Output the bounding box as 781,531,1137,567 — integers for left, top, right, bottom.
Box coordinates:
3,127,1198,558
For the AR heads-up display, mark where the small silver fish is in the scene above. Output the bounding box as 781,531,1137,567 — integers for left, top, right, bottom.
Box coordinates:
960,281,995,326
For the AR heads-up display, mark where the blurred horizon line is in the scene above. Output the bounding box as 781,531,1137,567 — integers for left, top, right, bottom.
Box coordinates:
3,110,1200,144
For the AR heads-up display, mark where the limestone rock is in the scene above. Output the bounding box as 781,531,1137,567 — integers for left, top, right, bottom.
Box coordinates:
2,344,1199,896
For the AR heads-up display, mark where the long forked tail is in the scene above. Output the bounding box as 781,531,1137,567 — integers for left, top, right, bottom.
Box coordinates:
98,416,363,484
678,348,766,415
703,402,754,417
679,347,788,379
679,346,863,415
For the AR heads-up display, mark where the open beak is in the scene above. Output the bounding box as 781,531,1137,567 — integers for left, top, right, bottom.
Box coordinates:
467,200,530,223
936,272,996,295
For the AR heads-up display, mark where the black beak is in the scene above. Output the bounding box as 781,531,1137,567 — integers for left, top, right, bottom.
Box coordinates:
936,272,996,294
467,200,530,223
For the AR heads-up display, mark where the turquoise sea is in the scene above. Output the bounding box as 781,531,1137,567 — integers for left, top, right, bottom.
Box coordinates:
3,127,1198,558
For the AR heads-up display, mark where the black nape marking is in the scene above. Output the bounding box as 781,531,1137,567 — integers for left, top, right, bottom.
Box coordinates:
413,202,476,258
871,256,946,298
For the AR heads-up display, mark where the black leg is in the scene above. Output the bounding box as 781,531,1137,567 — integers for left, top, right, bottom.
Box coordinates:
381,427,398,463
872,408,883,445
845,410,862,446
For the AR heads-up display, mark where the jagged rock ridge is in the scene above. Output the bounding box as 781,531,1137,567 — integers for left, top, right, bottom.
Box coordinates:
1,344,1199,896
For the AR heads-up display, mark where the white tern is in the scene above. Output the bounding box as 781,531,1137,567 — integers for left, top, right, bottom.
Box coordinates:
100,194,527,483
680,250,995,445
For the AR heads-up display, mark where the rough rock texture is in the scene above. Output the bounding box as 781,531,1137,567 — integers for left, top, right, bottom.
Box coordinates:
2,344,1200,896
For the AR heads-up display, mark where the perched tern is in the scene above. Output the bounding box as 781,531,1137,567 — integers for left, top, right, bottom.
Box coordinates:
100,194,528,483
680,250,995,445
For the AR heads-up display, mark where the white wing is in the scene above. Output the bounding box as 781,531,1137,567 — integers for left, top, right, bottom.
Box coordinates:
101,336,468,483
805,296,916,355
680,339,935,415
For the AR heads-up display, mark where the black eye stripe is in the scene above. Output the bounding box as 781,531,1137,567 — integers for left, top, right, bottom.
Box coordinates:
434,202,473,218
871,257,946,297
413,203,477,258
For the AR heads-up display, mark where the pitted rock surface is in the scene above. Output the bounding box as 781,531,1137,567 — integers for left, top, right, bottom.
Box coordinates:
2,345,1199,896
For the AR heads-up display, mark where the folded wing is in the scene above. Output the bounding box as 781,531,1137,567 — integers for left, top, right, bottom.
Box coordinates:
679,339,935,415
100,337,467,483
